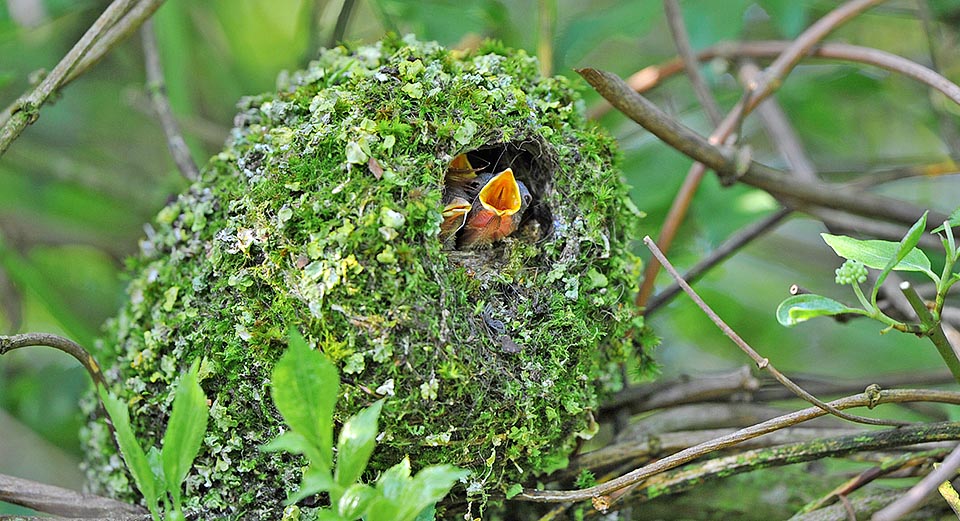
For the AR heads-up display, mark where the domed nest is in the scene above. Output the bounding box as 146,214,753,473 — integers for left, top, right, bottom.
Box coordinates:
81,35,650,518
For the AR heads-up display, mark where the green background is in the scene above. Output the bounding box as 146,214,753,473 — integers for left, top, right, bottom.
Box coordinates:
2,0,959,514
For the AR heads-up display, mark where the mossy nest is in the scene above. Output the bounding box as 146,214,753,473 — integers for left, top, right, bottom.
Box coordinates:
81,35,649,518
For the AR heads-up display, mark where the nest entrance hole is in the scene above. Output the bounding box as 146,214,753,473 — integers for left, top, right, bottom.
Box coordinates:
458,138,556,239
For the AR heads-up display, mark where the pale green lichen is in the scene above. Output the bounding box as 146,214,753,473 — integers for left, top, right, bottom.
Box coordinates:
80,35,651,519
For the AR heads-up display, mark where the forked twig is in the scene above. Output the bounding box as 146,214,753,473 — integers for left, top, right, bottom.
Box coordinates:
643,236,907,428
514,389,960,504
874,441,960,521
634,0,887,308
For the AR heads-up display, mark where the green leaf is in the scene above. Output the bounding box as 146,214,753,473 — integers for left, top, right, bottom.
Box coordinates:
401,465,469,519
161,359,210,509
287,464,336,505
366,458,467,521
337,483,375,519
870,212,931,306
271,329,339,468
413,504,437,521
334,400,384,491
98,386,162,520
776,294,863,326
821,233,931,273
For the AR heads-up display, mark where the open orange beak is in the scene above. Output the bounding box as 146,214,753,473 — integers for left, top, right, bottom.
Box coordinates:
477,168,523,217
458,168,530,249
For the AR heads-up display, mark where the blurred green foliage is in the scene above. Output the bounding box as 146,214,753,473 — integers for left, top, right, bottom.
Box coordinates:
1,0,959,514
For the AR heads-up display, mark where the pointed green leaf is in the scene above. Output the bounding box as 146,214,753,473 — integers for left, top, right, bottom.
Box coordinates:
271,329,339,468
821,233,931,273
98,386,162,519
376,457,412,501
161,359,209,509
871,212,932,306
334,400,384,490
776,294,863,326
337,483,376,519
400,465,469,520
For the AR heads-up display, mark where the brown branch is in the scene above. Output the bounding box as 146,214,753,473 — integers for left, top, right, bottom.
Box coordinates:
64,0,166,88
0,473,145,518
0,333,105,389
643,235,907,427
663,0,722,125
590,40,960,120
632,0,885,308
514,389,960,504
141,18,200,182
328,0,357,47
606,422,960,509
577,67,948,227
0,0,139,155
644,208,791,315
874,441,960,520
601,366,760,416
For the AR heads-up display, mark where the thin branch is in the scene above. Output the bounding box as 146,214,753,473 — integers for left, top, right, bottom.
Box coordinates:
644,235,907,427
645,208,791,315
663,0,722,125
608,422,960,508
537,0,557,77
514,388,960,503
800,449,951,514
577,67,948,227
141,19,199,183
873,441,960,521
0,473,145,517
600,366,759,416
589,40,960,120
632,0,884,307
0,0,142,154
64,0,166,88
327,0,357,47
0,333,105,389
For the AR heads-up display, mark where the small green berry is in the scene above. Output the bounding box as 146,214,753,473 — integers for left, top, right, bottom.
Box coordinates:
835,260,868,285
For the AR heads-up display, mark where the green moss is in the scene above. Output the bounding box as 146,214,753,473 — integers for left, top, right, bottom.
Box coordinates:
80,35,650,518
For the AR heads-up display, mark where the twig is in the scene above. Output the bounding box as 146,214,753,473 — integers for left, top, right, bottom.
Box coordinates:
514,388,960,503
873,441,960,521
0,0,139,155
567,425,862,479
537,0,556,77
141,19,199,183
632,0,885,308
644,208,792,315
0,333,105,389
601,365,759,415
65,0,166,88
577,67,948,227
799,449,951,513
607,422,960,507
663,0,722,125
916,0,960,156
588,40,960,119
0,473,145,518
327,0,356,47
644,235,907,427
